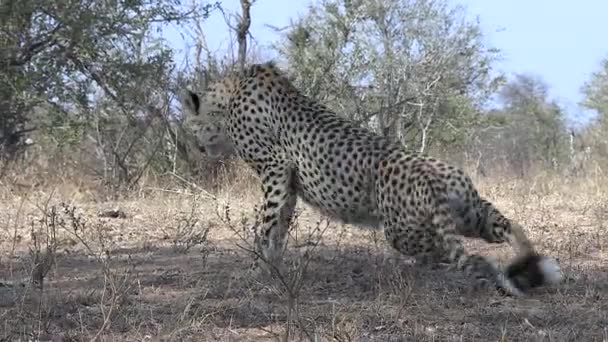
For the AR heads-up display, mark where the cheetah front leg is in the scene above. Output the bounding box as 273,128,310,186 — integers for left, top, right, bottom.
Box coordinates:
253,162,298,275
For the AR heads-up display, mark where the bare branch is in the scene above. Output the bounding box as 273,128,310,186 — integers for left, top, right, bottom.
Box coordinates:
236,0,254,73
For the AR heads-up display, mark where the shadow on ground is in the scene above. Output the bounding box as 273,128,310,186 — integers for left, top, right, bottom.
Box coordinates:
1,237,607,341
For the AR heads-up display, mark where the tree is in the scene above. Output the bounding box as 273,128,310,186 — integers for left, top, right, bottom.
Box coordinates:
473,74,568,175
275,0,502,153
0,0,216,185
578,56,608,169
581,57,608,127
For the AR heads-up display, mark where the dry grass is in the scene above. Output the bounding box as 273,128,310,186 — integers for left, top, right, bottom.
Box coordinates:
0,166,607,341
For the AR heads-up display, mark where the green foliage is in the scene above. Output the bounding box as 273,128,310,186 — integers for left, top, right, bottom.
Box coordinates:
0,0,597,183
581,57,608,127
474,74,569,174
577,57,608,167
0,0,217,186
275,0,503,151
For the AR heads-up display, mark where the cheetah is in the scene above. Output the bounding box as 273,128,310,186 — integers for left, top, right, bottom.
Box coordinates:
180,61,561,296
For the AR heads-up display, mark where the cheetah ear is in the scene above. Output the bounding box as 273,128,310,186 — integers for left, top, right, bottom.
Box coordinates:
181,90,201,116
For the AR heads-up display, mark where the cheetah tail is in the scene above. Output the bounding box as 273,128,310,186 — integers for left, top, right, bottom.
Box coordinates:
505,222,563,291
508,222,536,255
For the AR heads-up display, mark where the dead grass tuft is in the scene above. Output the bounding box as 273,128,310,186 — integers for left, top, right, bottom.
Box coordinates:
1,172,607,341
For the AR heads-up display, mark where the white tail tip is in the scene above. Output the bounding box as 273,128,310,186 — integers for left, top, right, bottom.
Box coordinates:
539,256,562,285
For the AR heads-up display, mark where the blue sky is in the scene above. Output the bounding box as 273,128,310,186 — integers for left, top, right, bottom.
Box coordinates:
165,0,608,126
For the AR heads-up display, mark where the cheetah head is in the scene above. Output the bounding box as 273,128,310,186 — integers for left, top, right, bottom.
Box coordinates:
180,78,238,158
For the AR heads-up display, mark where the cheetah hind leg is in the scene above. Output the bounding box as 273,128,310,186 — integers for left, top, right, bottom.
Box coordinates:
481,203,563,294
430,211,525,296
434,215,561,296
383,220,451,270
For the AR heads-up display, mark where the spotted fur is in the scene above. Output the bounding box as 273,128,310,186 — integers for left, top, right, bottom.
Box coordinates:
181,62,561,296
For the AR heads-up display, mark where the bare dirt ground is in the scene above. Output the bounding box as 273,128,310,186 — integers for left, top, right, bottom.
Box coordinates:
1,174,607,341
